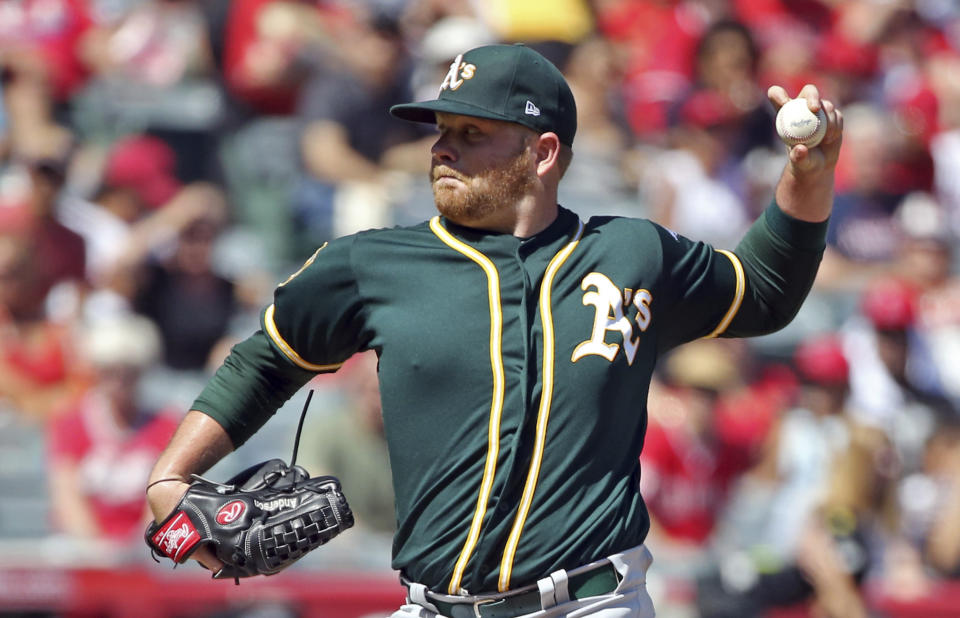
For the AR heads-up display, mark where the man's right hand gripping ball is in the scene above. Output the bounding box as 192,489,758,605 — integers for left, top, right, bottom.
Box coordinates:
145,459,354,581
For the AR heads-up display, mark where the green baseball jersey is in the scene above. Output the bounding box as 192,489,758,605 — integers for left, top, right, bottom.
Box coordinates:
194,203,827,595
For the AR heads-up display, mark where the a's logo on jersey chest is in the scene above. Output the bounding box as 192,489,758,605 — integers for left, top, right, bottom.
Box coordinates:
572,272,652,365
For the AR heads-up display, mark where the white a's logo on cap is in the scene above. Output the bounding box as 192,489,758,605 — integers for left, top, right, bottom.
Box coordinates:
525,101,541,116
440,54,476,93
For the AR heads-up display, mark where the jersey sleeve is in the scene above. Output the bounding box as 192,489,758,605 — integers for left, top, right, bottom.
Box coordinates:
191,331,316,447
654,201,827,351
263,235,369,370
652,225,745,351
191,235,371,447
724,201,828,337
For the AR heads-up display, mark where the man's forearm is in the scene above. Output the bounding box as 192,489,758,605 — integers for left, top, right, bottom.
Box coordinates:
147,410,234,519
726,202,828,337
192,332,316,447
718,84,840,336
145,410,232,572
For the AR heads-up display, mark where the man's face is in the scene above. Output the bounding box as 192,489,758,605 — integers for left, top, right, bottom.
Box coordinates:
430,113,536,227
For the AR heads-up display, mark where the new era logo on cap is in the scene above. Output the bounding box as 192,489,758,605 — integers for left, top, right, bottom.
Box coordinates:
390,44,577,146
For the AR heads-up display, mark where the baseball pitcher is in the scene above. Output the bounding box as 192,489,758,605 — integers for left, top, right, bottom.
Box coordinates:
146,43,842,617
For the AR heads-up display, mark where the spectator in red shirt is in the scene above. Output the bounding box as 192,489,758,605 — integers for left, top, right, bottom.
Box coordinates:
0,224,81,420
698,335,872,618
0,0,92,103
594,0,707,139
47,313,177,542
642,339,755,612
222,0,336,116
643,339,760,542
23,156,86,310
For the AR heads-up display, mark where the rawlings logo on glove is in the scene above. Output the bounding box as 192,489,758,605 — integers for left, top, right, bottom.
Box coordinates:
152,512,202,560
216,501,246,524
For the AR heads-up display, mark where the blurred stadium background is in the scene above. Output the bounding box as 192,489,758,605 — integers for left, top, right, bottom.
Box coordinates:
2,0,960,616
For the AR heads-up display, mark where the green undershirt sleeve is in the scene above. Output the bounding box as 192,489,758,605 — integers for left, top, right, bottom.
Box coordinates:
724,201,829,337
191,331,318,447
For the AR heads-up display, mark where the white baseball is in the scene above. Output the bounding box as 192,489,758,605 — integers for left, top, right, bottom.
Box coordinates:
776,98,827,148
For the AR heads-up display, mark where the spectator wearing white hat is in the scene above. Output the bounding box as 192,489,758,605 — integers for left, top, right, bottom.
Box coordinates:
46,313,178,542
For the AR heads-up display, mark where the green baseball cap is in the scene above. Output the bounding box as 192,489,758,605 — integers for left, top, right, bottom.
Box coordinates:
390,44,577,146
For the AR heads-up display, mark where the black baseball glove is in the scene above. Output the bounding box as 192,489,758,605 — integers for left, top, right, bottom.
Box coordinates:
145,459,354,582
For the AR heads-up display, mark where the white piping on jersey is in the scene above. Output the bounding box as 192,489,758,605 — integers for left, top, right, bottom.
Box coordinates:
706,250,745,338
429,216,507,595
263,304,345,372
498,219,584,591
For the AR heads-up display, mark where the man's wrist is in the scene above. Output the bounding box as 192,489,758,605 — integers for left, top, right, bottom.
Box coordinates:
145,479,191,521
145,477,189,493
775,167,834,223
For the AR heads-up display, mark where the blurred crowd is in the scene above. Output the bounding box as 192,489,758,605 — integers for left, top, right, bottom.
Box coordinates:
1,0,960,615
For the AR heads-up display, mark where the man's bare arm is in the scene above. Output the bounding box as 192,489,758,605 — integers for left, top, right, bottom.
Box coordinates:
146,410,235,571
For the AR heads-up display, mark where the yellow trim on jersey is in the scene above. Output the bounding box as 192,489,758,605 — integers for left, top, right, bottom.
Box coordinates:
706,250,745,338
429,217,507,595
263,304,345,372
279,243,326,287
498,220,584,591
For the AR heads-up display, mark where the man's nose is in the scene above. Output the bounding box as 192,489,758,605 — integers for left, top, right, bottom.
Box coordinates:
431,134,457,163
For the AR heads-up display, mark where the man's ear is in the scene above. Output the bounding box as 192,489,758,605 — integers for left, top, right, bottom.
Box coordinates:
534,132,561,178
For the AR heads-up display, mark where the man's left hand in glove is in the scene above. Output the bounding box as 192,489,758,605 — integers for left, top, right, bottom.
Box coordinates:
145,458,354,582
